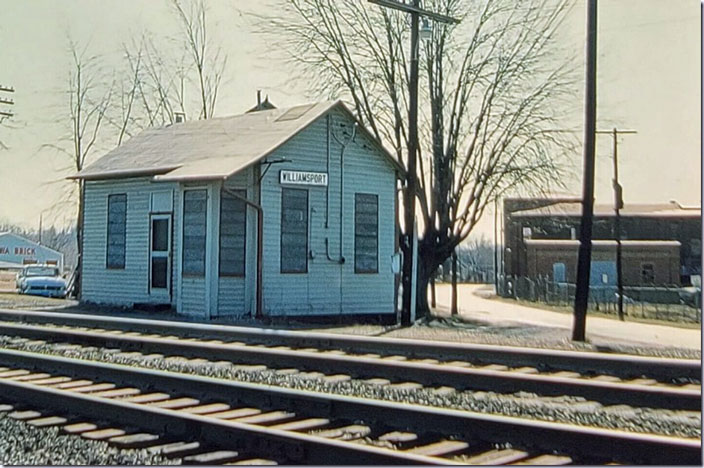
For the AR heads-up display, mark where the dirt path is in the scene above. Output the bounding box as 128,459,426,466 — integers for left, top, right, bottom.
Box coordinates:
434,283,701,350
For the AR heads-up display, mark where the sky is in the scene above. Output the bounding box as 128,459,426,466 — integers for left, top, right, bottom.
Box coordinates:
0,0,700,241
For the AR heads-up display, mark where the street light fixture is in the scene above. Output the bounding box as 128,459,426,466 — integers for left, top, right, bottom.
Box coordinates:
420,18,432,41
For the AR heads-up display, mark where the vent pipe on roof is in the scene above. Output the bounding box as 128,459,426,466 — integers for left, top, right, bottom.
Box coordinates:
246,91,277,113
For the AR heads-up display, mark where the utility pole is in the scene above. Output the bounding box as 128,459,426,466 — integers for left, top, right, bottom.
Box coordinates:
369,0,459,326
0,85,14,120
573,0,598,342
596,128,636,321
494,199,499,293
451,250,458,315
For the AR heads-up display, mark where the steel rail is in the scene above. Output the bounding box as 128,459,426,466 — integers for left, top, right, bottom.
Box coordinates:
0,308,699,381
0,348,699,465
0,374,452,465
0,321,699,411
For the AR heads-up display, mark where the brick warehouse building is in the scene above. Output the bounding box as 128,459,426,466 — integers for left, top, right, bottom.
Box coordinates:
503,198,701,287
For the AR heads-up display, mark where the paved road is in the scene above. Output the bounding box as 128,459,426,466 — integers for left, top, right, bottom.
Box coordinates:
434,284,701,350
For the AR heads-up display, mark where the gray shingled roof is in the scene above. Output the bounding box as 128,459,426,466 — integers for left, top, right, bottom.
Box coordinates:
72,100,401,181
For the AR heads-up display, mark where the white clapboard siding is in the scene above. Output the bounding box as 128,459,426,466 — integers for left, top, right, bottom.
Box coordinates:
176,183,214,318
259,109,397,317
216,172,252,317
82,178,178,307
180,276,206,315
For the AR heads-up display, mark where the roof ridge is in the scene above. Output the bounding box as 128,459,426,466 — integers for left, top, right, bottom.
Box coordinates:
72,99,402,182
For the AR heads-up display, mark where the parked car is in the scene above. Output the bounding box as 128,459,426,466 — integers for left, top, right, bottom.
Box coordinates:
16,265,67,298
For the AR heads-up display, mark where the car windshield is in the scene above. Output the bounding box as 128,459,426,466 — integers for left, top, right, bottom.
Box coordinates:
25,267,58,277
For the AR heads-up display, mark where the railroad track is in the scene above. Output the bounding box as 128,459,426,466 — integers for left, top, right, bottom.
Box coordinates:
0,309,699,411
0,348,699,465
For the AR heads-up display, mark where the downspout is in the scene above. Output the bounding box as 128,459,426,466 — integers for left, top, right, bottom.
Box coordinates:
326,115,330,229
222,187,263,320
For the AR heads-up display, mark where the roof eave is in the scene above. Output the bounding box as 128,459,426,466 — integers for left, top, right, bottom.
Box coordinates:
333,100,405,176
69,166,181,181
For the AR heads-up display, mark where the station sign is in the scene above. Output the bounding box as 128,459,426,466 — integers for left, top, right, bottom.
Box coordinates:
280,170,328,187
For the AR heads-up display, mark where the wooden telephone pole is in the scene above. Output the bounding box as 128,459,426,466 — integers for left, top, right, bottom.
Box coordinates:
0,85,14,120
368,0,459,325
573,0,598,342
596,128,637,321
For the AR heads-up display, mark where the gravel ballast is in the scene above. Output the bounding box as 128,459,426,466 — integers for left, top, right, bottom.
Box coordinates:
0,334,699,440
0,411,178,465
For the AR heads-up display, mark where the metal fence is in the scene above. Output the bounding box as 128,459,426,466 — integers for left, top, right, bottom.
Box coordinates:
498,275,702,324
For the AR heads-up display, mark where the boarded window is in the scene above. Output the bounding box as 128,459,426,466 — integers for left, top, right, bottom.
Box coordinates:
219,189,247,277
281,188,308,273
355,193,378,273
106,194,127,269
182,189,207,276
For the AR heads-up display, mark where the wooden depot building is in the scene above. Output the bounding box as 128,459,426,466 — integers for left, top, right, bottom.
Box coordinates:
72,101,402,320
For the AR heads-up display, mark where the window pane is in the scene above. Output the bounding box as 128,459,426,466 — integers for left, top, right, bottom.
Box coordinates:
281,188,308,273
219,189,246,276
151,257,168,288
641,263,655,283
106,194,127,269
152,219,169,252
355,193,378,273
182,190,207,276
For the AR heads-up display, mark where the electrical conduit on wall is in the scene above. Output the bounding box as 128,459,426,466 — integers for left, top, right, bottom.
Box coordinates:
324,114,357,316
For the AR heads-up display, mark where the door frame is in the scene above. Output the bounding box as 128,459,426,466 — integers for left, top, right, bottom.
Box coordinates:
149,213,173,300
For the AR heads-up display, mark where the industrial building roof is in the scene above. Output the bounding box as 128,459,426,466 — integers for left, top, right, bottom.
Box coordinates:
524,239,682,247
512,201,701,218
0,232,63,255
72,100,402,182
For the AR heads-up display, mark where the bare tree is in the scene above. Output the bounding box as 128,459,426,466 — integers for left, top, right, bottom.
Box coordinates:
458,236,494,280
263,0,577,318
44,39,113,296
171,0,227,120
113,1,227,132
113,39,145,146
109,35,179,144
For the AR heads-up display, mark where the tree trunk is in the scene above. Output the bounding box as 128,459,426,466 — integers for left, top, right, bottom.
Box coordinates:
430,276,436,308
451,251,458,315
415,260,432,320
74,180,85,300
